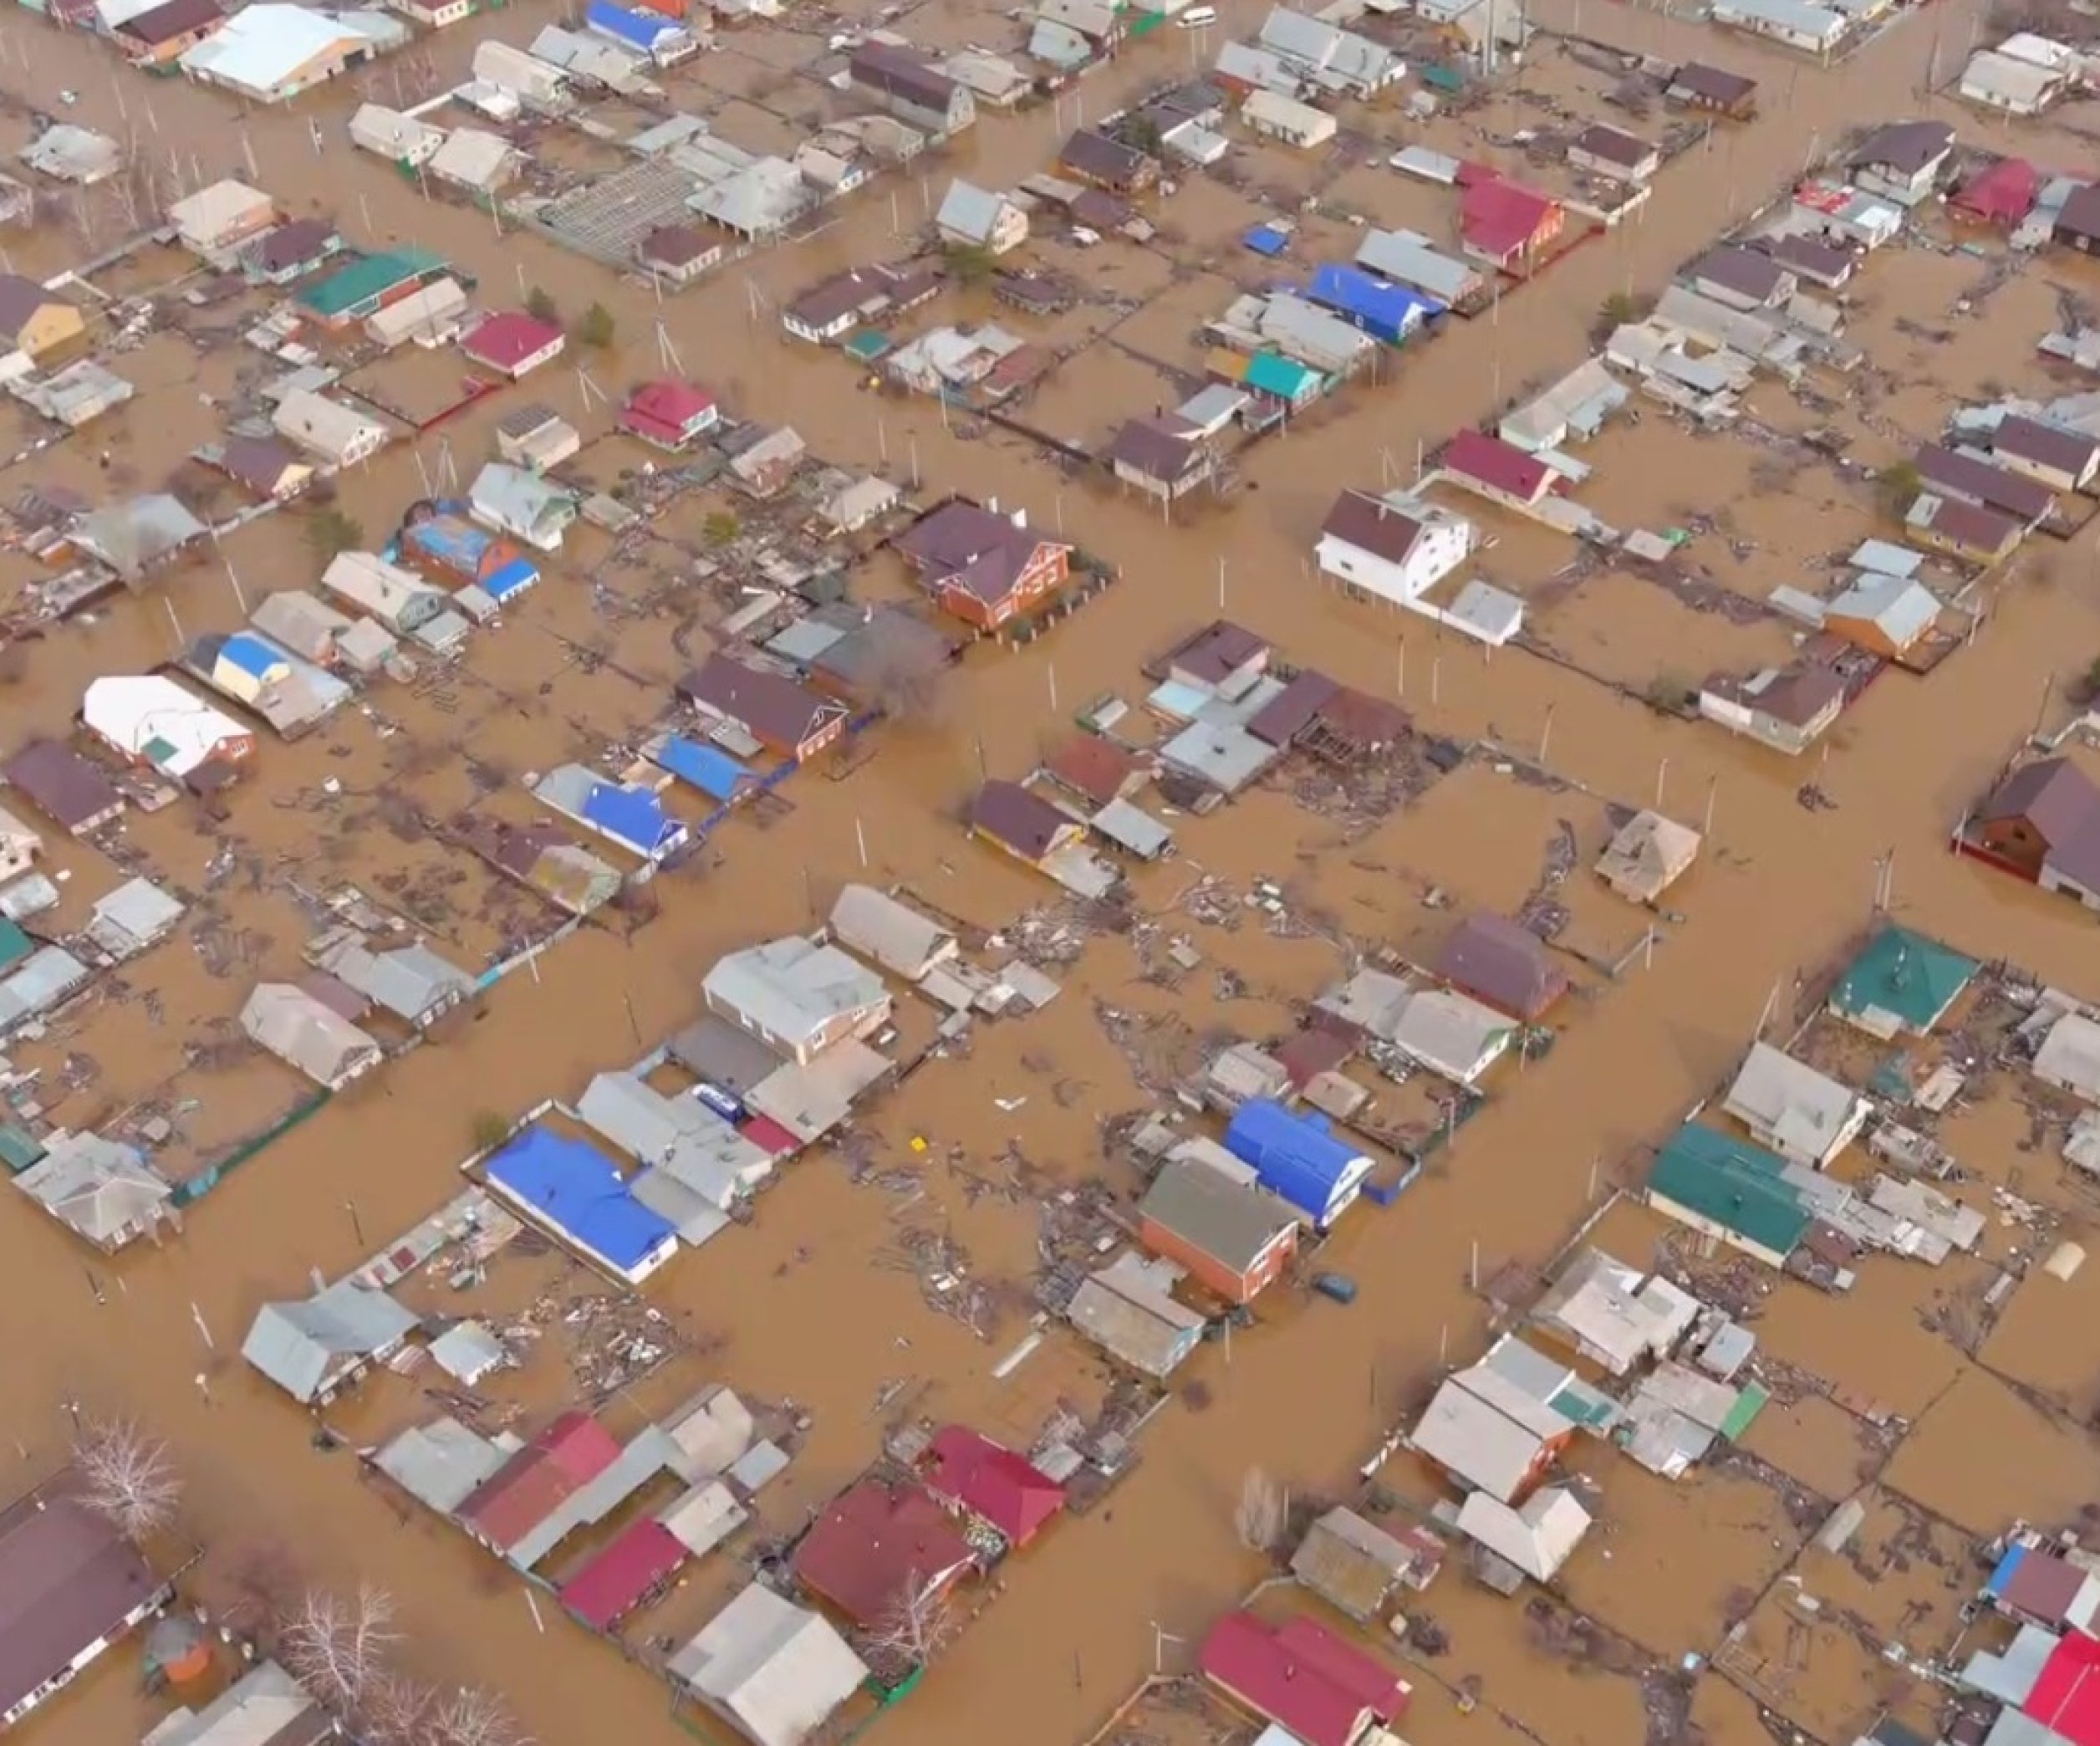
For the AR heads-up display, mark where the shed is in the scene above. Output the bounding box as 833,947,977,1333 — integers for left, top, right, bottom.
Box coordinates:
1595,809,1700,902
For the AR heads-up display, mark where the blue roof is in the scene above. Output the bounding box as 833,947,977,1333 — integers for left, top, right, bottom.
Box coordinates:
1223,1098,1367,1223
1987,1543,2028,1598
483,556,538,601
220,632,284,680
580,781,680,855
586,0,672,47
1304,263,1443,336
1244,224,1290,258
652,735,751,802
485,1124,675,1272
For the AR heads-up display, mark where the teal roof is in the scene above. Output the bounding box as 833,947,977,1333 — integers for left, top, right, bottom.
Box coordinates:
1245,350,1318,397
301,248,447,317
1828,926,1977,1033
1647,1124,1811,1258
0,1121,44,1175
0,917,29,974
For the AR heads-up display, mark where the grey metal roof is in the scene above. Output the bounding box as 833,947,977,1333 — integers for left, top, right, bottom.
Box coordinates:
428,1320,507,1384
1139,1158,1292,1270
250,590,352,661
312,937,471,1026
665,1013,784,1095
0,945,90,1034
72,493,204,580
576,1070,772,1209
242,1279,419,1403
13,1131,170,1249
241,982,383,1085
936,178,1009,243
144,1660,329,1746
703,936,886,1051
670,1585,869,1746
371,1417,507,1515
828,884,955,980
85,876,183,958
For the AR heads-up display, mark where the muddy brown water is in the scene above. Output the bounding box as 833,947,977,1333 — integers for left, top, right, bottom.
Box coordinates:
8,0,2100,1742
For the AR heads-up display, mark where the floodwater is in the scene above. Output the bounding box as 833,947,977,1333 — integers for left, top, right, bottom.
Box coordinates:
9,0,2100,1741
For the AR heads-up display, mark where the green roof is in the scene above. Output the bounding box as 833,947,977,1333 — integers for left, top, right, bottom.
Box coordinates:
1720,1381,1770,1442
1647,1124,1811,1258
1828,926,1977,1033
1245,350,1318,396
844,329,891,361
300,248,447,318
0,1121,44,1175
0,917,29,975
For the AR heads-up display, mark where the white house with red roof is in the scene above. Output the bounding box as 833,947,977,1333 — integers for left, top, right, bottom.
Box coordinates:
460,311,566,381
619,379,721,451
918,1425,1065,1550
1200,1611,1411,1746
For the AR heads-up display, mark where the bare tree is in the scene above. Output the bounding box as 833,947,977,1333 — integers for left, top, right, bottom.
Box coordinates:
864,1570,959,1668
72,1417,181,1540
278,1584,399,1719
421,1686,531,1746
1235,1466,1287,1554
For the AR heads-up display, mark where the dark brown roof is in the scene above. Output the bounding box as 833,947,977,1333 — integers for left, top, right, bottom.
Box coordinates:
1687,244,1789,304
849,41,959,112
1164,620,1267,685
1060,129,1152,185
0,1483,162,1719
1910,493,2021,554
1310,685,1408,751
2,739,121,831
115,0,220,44
786,263,924,331
1915,444,2055,522
1852,120,1954,176
217,433,303,495
1760,233,1853,285
637,224,719,268
0,274,61,341
1993,415,2098,479
1246,669,1339,747
248,217,334,274
1743,662,1847,726
1106,416,1206,483
1978,757,2100,848
970,779,1075,860
1319,488,1427,564
1432,912,1567,1020
680,653,841,750
1570,123,1652,167
895,499,1061,605
1669,61,1756,104
1045,733,1143,807
2057,182,2100,243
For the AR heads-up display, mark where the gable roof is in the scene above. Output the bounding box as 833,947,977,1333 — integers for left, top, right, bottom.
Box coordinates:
1722,1042,1862,1161
790,1478,973,1627
1460,178,1557,257
1433,913,1567,1018
0,273,65,340
242,1279,418,1402
1320,487,1435,563
849,39,959,110
1107,415,1207,483
921,1426,1064,1543
1140,1157,1294,1271
1980,757,2100,849
1669,60,1756,103
1996,414,2099,478
456,1411,623,1549
3,739,122,830
895,498,1063,604
461,311,563,372
1853,118,1954,175
1060,128,1152,183
1647,1124,1811,1258
1444,428,1555,500
703,934,886,1044
1199,1611,1407,1746
0,1484,162,1722
1044,733,1143,807
680,653,839,750
116,0,222,46
968,779,1075,859
669,1585,869,1746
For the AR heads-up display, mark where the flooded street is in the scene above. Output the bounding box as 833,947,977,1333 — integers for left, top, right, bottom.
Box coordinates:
8,0,2100,1740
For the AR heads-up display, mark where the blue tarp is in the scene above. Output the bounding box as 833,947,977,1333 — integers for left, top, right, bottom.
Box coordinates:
485,1124,675,1274
586,0,673,48
1303,263,1442,345
220,632,283,680
484,557,538,601
651,735,752,803
1244,224,1290,258
580,782,682,856
1224,1097,1369,1227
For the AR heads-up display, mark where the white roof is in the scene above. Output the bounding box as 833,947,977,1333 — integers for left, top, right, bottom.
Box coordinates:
1530,1248,1695,1376
84,675,246,779
1455,1486,1591,1581
828,884,955,979
1595,809,1700,901
670,1585,869,1746
1242,89,1338,138
1387,987,1513,1083
704,936,885,1049
429,126,515,190
324,550,431,619
14,1131,169,1248
168,179,273,245
273,386,385,459
1413,1371,1558,1501
351,103,445,161
2036,1011,2100,1101
1722,1041,1864,1162
182,5,363,92
142,1662,316,1746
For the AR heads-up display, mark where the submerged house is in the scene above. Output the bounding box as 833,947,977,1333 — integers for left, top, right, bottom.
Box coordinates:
1644,1124,1811,1269
1825,925,1977,1039
1432,913,1566,1023
242,1277,418,1404
1221,1098,1372,1229
1138,1157,1298,1304
893,498,1073,630
1199,1611,1410,1746
482,1124,680,1284
1722,1042,1868,1168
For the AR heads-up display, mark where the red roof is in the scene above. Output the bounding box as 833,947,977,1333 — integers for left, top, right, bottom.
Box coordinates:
461,312,563,375
793,1479,973,1628
1461,178,1558,260
621,379,716,441
456,1412,622,1552
556,1518,686,1631
2027,1629,2100,1746
1200,1612,1409,1746
922,1427,1065,1545
738,1114,802,1157
1443,428,1555,502
1953,157,2040,226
